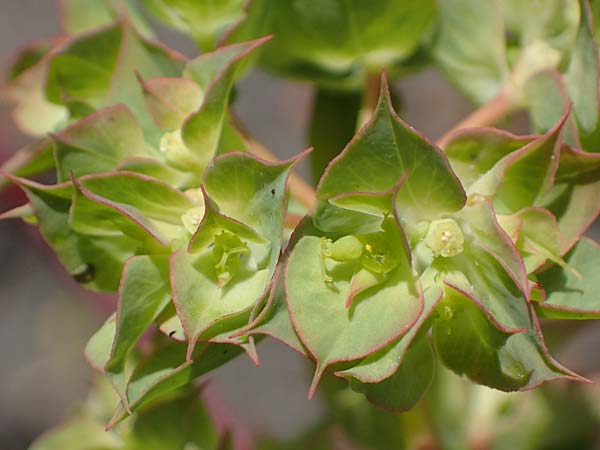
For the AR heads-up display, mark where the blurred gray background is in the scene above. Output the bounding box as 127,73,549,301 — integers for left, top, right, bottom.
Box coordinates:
1,2,599,450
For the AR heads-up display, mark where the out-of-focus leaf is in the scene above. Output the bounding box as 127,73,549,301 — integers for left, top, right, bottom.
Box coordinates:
60,0,154,37
141,0,246,51
258,0,436,87
567,0,600,134
2,57,68,137
126,392,219,450
524,69,580,146
433,0,508,104
28,415,123,450
0,139,56,181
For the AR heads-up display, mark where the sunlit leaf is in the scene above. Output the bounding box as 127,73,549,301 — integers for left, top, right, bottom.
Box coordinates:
537,237,600,318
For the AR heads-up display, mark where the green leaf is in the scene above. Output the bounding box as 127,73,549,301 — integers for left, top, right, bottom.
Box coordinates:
511,207,567,273
126,392,219,450
105,255,172,410
46,21,185,141
432,286,581,391
542,144,600,252
85,313,117,371
285,234,423,398
433,0,508,104
537,237,600,318
469,118,563,213
109,342,242,426
444,128,533,190
187,187,266,254
243,268,307,357
203,150,307,254
2,56,68,137
171,150,303,359
7,176,137,291
436,239,530,334
70,171,195,247
524,69,580,147
140,0,246,51
137,75,203,130
0,139,56,181
60,0,154,37
5,40,52,81
457,202,529,293
350,335,434,412
335,284,442,383
59,0,115,34
116,157,197,188
29,415,123,450
567,0,600,134
258,0,436,87
181,38,269,168
170,247,271,360
52,105,155,181
501,0,579,54
316,76,465,233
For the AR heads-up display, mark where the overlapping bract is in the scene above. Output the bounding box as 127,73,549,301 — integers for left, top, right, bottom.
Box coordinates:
239,78,598,410
2,1,600,425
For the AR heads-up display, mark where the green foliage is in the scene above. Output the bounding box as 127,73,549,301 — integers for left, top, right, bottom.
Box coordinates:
2,1,600,449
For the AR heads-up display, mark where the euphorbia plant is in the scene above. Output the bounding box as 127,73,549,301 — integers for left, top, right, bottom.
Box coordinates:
2,1,600,449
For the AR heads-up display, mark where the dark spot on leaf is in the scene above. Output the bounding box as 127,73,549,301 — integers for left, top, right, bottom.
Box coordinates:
271,188,276,197
73,264,95,283
223,350,228,354
169,330,176,337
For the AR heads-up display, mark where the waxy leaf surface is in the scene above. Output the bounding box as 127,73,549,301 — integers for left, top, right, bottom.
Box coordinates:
537,237,600,318
53,106,154,181
105,255,172,408
316,77,465,232
285,235,423,395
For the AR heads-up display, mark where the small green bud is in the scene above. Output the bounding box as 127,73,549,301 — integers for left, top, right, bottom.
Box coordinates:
324,235,364,262
424,218,464,257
